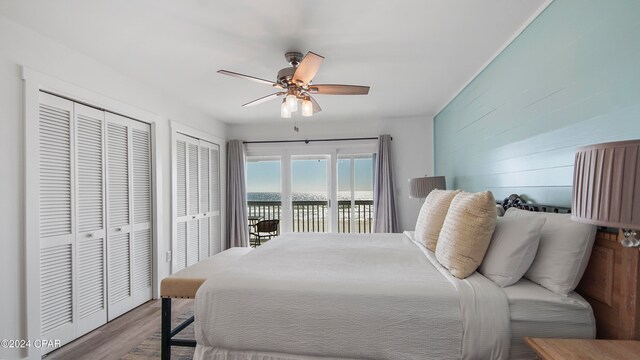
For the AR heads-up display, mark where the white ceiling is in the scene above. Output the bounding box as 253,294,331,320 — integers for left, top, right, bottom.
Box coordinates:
0,0,549,124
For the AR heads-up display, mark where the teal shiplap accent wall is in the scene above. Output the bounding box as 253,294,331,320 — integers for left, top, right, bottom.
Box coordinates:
434,0,640,206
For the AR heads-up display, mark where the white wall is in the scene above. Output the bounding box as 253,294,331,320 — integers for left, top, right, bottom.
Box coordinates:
228,116,434,232
0,15,227,359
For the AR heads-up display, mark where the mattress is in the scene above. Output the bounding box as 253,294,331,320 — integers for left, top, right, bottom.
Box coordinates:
194,232,510,360
503,278,596,360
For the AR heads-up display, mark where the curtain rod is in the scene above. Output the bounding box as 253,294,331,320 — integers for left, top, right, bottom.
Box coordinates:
243,136,391,144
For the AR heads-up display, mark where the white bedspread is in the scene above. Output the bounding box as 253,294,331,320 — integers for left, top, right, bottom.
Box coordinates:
411,233,511,360
194,232,510,360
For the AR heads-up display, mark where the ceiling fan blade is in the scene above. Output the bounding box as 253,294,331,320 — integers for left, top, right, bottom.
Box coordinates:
242,92,285,107
218,70,276,86
308,84,369,95
309,95,322,114
292,52,324,86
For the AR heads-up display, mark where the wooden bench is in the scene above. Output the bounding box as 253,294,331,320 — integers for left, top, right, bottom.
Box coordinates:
160,247,252,360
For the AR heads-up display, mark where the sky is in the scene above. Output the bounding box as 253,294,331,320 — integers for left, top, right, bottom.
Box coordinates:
246,157,374,193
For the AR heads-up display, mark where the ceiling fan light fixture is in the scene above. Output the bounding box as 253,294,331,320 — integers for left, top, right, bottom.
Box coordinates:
218,50,368,118
281,99,291,118
286,93,298,112
301,97,313,117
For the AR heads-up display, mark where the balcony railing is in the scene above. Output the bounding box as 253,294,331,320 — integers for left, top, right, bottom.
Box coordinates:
247,200,374,234
337,200,374,233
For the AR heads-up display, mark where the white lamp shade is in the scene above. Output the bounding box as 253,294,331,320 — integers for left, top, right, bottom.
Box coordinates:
280,100,291,118
301,99,313,117
409,176,446,198
286,94,298,112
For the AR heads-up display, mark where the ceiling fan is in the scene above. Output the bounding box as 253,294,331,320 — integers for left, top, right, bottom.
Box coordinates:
218,51,370,118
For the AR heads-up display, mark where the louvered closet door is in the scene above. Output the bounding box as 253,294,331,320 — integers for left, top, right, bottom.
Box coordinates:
186,136,201,267
74,104,107,337
105,114,132,320
130,123,152,308
174,134,189,272
198,143,211,259
173,135,221,272
105,113,153,320
210,145,222,255
199,140,221,259
38,92,76,348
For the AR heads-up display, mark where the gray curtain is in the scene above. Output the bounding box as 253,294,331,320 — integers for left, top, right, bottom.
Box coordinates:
226,140,249,248
373,134,399,233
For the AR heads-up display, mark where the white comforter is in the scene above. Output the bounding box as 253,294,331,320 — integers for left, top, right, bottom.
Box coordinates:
194,232,510,360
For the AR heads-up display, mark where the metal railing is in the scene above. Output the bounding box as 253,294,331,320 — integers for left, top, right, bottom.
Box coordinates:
338,200,374,234
247,200,374,234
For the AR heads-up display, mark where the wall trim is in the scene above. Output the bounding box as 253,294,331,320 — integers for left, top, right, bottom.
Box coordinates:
433,0,553,117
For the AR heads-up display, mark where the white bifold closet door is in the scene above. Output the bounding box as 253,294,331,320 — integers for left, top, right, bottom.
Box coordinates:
74,103,108,337
174,133,220,272
37,92,152,352
105,112,152,321
38,93,77,347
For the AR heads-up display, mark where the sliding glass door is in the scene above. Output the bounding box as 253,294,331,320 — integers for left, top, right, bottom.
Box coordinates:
245,143,376,236
337,154,375,233
291,155,330,232
246,156,282,234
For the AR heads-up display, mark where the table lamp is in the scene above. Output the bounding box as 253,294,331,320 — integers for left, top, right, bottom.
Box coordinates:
571,140,640,248
408,176,446,199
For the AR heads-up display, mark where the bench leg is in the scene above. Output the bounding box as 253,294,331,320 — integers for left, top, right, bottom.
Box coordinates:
161,297,171,360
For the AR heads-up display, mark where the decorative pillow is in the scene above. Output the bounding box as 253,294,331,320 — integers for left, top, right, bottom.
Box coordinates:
504,207,597,295
414,189,461,251
435,191,497,279
478,216,546,287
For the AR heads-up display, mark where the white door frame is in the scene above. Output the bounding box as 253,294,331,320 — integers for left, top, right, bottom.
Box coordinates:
23,67,162,360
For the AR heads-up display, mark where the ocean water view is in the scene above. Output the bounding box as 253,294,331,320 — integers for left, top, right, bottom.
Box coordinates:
248,191,374,202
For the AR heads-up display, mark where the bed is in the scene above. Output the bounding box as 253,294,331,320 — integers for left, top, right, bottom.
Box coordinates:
187,231,593,360
161,198,639,360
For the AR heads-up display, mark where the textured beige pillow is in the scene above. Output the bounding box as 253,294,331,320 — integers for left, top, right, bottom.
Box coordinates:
414,189,461,251
436,191,497,279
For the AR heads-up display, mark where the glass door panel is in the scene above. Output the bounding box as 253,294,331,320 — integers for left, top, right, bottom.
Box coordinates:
337,157,352,233
354,155,375,233
246,156,282,237
337,154,375,233
291,155,329,232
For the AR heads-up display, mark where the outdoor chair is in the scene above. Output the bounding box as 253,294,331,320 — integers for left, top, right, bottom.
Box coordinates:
250,219,279,247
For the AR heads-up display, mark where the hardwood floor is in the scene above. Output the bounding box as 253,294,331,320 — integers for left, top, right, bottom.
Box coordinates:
44,299,194,360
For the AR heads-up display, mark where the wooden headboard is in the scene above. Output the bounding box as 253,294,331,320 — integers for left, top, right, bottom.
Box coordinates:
500,195,640,340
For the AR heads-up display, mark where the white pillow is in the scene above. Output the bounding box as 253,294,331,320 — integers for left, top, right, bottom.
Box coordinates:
479,216,546,287
504,207,597,295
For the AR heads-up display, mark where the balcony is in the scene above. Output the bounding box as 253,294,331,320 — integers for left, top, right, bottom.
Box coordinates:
247,200,374,235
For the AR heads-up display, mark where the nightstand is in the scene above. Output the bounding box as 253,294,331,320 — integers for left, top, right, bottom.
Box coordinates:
524,337,640,360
